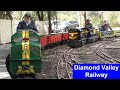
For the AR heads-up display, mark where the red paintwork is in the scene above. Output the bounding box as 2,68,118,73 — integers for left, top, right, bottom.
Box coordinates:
40,33,69,48
48,34,62,44
62,33,69,40
47,35,51,44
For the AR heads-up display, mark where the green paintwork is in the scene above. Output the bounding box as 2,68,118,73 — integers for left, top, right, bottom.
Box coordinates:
10,29,42,75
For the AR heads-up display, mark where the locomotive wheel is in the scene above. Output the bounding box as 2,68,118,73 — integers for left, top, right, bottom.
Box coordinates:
69,44,75,48
6,54,16,79
81,41,83,46
78,41,82,46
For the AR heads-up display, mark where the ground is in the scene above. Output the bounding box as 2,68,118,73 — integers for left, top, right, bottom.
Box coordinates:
0,44,11,79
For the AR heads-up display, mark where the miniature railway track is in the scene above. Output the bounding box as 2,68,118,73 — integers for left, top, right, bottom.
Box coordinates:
94,43,120,63
64,52,77,79
56,40,117,79
56,48,76,79
39,37,120,79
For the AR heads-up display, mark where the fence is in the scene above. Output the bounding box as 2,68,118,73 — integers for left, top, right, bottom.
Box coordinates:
0,19,48,44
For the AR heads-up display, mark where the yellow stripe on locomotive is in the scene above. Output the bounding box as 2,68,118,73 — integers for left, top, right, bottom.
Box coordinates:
69,32,78,40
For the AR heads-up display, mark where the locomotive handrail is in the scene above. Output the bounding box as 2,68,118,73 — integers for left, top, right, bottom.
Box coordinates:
81,28,89,29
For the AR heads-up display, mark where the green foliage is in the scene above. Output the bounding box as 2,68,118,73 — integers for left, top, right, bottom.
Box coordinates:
88,11,120,28
1,11,120,28
88,11,103,27
91,15,103,27
88,11,103,18
11,11,77,21
0,11,13,19
59,11,77,21
12,11,58,21
108,12,118,28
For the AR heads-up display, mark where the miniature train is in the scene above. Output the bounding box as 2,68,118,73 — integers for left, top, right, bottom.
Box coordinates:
5,28,120,79
68,28,120,48
6,29,42,79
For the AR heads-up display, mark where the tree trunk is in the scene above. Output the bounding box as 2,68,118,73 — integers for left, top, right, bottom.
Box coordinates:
40,11,43,21
48,11,52,34
36,11,44,21
36,11,41,21
81,11,87,26
84,11,87,25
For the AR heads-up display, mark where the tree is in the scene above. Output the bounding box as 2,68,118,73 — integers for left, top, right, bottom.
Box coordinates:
51,11,57,20
41,11,43,21
57,11,77,21
36,11,43,21
81,11,87,25
0,11,13,19
48,11,52,34
87,11,103,27
108,12,118,28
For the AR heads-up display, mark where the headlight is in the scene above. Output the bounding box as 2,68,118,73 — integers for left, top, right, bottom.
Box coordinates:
24,44,27,50
71,34,74,36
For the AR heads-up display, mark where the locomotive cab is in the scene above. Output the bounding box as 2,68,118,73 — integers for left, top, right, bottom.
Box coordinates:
6,29,42,79
81,28,99,43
